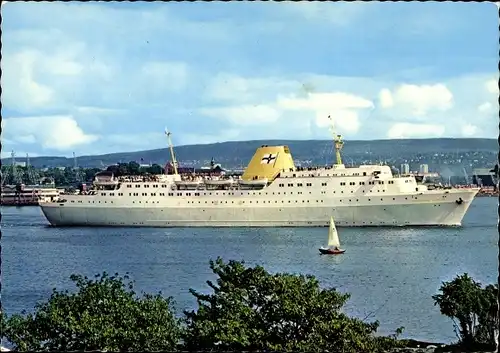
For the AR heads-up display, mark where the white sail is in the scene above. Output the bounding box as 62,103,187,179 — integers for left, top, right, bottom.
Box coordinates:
327,216,341,248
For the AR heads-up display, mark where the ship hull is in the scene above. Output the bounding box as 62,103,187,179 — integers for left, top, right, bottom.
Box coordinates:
40,190,477,228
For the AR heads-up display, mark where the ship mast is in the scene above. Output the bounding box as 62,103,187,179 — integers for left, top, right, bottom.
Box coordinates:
165,128,178,175
10,150,21,184
328,116,344,166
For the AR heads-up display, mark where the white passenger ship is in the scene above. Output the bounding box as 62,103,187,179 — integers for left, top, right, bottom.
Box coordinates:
39,128,479,227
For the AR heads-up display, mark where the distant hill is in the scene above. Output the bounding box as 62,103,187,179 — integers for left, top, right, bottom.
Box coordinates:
3,138,498,169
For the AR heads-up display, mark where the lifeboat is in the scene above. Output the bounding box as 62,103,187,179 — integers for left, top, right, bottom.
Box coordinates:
204,179,234,187
93,179,119,186
174,180,202,189
238,178,268,188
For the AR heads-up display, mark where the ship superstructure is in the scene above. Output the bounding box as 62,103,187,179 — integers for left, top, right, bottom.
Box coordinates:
39,126,479,227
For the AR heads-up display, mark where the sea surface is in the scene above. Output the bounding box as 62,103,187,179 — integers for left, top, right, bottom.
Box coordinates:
1,197,498,343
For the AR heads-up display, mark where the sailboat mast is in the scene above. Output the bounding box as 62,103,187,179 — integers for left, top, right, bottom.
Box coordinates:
165,128,179,175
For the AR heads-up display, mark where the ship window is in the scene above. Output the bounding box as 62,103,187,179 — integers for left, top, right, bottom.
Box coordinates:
359,182,365,185
340,182,346,186
379,181,384,184
127,185,132,188
129,193,132,196
297,183,303,187
288,183,293,187
161,185,167,188
135,185,140,188
306,183,312,187
110,193,115,196
153,185,158,188
321,183,327,186
151,193,156,196
71,200,74,203
293,174,296,177
363,172,367,176
145,185,150,188
101,193,106,196
368,198,371,201
349,182,355,185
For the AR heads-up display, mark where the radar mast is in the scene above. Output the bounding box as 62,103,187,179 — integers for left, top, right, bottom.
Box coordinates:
328,115,344,166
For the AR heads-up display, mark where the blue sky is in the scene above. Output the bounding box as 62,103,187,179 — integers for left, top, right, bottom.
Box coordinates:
2,1,498,157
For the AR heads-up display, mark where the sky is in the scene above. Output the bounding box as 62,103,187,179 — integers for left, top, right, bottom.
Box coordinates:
1,1,498,158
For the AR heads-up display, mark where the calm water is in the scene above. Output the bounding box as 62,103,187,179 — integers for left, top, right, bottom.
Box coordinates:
1,197,497,343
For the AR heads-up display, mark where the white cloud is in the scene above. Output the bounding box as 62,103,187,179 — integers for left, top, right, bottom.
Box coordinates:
277,92,374,111
1,50,55,111
74,106,126,115
276,92,373,133
314,110,361,133
378,88,394,108
380,84,453,116
2,116,98,151
486,78,498,94
387,123,446,139
180,129,241,146
140,61,189,92
282,1,370,26
478,102,493,113
461,124,479,137
199,105,282,126
205,74,298,103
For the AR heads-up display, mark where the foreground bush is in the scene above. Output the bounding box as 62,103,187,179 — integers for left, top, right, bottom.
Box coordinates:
184,257,404,352
2,272,181,351
2,259,407,352
433,273,498,351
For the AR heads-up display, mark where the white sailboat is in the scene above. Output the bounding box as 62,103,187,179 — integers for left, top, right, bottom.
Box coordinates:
319,216,345,255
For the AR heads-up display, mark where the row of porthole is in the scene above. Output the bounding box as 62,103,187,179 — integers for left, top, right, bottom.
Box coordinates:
75,196,427,205
104,188,393,198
